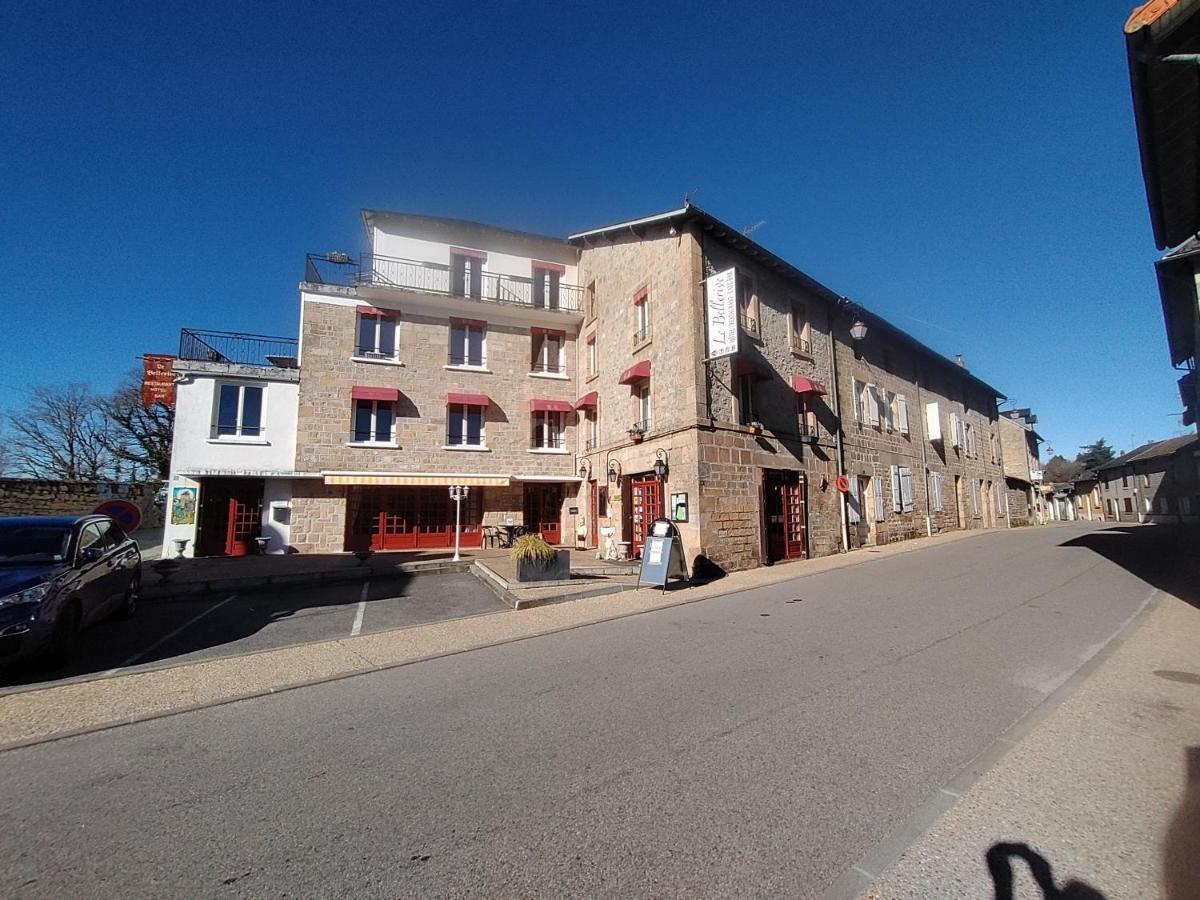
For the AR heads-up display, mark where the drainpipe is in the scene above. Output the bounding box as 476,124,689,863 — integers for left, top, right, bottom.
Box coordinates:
827,304,850,552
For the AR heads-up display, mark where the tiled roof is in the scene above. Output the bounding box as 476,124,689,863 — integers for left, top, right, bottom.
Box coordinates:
1097,434,1198,470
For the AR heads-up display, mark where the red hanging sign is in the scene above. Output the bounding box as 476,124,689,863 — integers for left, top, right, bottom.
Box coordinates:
142,354,177,407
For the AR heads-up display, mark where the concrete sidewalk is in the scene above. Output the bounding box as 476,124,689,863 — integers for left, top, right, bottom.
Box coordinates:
850,591,1200,900
0,525,1008,749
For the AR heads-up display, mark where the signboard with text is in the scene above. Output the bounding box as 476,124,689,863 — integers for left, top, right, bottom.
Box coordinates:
142,354,177,407
705,268,739,360
637,518,689,592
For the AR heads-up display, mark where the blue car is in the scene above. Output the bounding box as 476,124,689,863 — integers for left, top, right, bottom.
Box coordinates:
0,515,141,667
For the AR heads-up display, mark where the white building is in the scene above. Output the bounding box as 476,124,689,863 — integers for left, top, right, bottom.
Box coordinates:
161,330,312,557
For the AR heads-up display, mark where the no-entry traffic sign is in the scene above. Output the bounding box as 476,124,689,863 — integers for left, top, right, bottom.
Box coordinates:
94,499,142,533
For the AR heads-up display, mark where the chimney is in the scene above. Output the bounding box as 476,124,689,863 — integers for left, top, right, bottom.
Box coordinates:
954,354,965,367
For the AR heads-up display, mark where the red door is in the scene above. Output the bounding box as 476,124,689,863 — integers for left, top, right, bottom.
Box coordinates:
524,484,564,545
376,490,418,550
589,481,599,548
782,476,807,559
630,476,662,558
763,470,806,563
225,496,261,557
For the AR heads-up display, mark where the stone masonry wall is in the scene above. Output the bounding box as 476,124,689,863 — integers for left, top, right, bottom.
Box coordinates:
0,479,163,527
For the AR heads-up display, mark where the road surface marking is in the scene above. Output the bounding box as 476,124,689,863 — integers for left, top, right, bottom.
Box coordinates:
105,593,239,675
350,581,369,636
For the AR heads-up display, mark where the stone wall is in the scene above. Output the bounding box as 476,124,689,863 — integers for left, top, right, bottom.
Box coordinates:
0,479,163,527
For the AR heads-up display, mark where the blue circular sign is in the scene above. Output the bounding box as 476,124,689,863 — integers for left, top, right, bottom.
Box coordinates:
94,499,142,533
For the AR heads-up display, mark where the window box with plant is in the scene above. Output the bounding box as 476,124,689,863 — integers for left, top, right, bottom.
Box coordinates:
512,533,570,583
747,420,764,436
627,423,646,443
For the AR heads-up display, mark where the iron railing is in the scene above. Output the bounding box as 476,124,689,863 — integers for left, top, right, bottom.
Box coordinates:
448,353,487,367
531,434,567,450
305,252,584,312
179,329,299,367
531,362,566,375
739,313,759,336
633,325,652,346
794,335,813,355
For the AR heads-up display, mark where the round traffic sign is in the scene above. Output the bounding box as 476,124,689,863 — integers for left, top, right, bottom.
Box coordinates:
94,499,142,533
835,475,851,494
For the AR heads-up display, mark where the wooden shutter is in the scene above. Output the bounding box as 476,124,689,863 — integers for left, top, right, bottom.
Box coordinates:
868,385,881,426
897,395,909,435
900,467,914,513
926,402,942,441
931,472,942,511
847,477,861,524
873,474,885,521
890,465,901,512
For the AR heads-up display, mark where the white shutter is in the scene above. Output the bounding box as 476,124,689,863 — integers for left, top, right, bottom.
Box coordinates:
948,413,959,447
852,379,863,422
847,476,861,524
897,395,909,435
970,480,979,515
890,465,901,512
900,467,914,513
868,385,881,426
931,472,943,511
925,402,942,441
874,474,885,521
884,392,895,432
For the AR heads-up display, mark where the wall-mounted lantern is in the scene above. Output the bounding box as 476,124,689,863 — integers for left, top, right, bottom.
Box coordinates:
652,448,669,479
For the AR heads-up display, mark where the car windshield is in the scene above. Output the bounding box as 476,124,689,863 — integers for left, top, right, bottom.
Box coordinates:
0,524,72,565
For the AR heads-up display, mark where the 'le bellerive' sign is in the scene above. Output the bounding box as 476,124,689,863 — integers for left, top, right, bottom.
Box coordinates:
705,267,738,360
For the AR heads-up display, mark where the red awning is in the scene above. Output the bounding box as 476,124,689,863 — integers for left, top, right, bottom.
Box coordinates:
532,259,567,274
618,360,652,385
450,246,487,260
530,399,574,413
356,304,398,318
351,386,400,402
574,391,598,409
736,358,768,378
449,316,486,328
792,376,827,396
632,287,649,305
530,326,566,337
447,392,490,407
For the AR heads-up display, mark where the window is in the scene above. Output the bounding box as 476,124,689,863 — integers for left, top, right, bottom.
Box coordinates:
883,391,896,432
584,410,599,450
790,302,812,355
890,466,914,513
532,331,564,375
531,411,565,450
847,478,861,524
1141,473,1150,487
585,280,596,320
1123,497,1133,513
737,273,759,336
896,395,910,435
635,384,652,431
532,263,562,309
989,432,998,464
737,375,757,425
1182,496,1193,515
852,379,865,422
925,402,942,442
949,413,964,449
931,472,944,511
450,249,484,299
352,399,394,444
798,395,818,438
873,474,886,522
867,384,882,427
634,289,651,344
356,310,398,360
215,384,263,438
970,480,980,516
449,319,486,367
1122,470,1129,488
447,403,485,447
586,333,598,377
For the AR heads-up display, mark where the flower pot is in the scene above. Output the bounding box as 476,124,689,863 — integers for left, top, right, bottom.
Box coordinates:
629,432,645,443
516,549,570,583
748,427,762,436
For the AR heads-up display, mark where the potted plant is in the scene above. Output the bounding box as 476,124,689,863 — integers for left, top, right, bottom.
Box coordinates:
628,423,646,443
512,533,571,583
748,420,765,436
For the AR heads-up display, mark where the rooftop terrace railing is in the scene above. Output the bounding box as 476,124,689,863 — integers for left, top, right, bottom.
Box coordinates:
179,329,299,368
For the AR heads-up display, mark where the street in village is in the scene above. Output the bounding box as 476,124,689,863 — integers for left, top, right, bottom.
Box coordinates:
1,520,1195,899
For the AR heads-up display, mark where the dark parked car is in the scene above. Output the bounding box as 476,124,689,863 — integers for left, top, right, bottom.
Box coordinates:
0,515,141,666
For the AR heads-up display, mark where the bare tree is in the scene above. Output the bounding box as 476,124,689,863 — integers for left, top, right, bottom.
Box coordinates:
6,384,114,480
98,371,174,481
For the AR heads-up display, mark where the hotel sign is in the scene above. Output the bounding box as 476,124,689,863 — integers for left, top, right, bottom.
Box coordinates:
705,268,738,360
142,354,177,407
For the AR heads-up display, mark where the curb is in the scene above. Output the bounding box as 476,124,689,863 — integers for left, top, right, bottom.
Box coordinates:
143,560,473,600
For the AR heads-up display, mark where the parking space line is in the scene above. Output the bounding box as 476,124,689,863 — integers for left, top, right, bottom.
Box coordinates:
104,593,240,676
350,581,369,637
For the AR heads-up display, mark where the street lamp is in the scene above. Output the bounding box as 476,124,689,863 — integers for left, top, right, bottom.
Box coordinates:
849,320,868,342
449,484,470,562
652,448,669,479
578,459,590,480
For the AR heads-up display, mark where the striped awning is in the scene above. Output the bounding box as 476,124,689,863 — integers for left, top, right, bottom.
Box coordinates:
324,473,511,487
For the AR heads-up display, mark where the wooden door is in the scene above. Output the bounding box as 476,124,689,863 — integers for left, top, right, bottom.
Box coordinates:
377,490,418,550
630,476,662,557
417,489,452,548
782,475,806,559
225,496,260,557
763,471,806,563
524,484,564,545
589,481,599,548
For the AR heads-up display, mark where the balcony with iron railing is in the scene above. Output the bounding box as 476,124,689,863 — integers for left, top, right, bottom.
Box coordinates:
179,329,299,368
306,252,584,313
530,361,566,375
632,325,652,346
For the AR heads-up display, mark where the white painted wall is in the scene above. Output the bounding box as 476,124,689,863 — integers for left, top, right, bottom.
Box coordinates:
162,371,300,557
370,226,580,285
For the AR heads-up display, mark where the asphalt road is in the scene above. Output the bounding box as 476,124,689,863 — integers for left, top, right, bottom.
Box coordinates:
0,523,1170,898
0,573,505,692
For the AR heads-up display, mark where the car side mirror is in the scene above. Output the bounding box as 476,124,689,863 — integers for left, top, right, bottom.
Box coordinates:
77,547,102,566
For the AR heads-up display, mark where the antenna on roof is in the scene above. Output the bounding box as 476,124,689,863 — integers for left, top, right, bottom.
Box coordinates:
683,189,699,207
741,220,766,237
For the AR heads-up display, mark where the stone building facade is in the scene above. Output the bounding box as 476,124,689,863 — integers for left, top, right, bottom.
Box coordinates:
1097,434,1200,524
999,410,1044,525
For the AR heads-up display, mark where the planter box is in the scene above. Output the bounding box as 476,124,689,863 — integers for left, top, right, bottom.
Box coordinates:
516,549,570,583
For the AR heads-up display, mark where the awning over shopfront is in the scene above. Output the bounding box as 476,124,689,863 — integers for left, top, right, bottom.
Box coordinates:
530,398,574,413
618,360,652,385
574,391,598,409
446,392,491,406
324,472,510,487
351,385,401,401
791,376,827,396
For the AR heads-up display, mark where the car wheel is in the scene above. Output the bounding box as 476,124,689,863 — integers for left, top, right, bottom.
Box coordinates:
42,600,81,669
116,572,140,620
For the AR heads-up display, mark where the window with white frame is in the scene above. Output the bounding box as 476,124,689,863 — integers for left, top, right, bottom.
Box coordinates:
352,399,394,444
450,251,484,299
531,410,565,450
584,409,599,450
586,333,597,377
449,320,486,367
634,290,651,343
215,383,263,438
798,395,818,438
883,390,896,432
635,384,652,431
790,301,812,355
931,471,944,511
867,384,882,427
532,331,565,375
852,379,865,421
356,310,398,359
447,403,485,447
737,375,757,426
737,272,759,336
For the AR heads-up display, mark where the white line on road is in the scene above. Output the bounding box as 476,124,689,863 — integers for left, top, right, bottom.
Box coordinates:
105,593,240,676
350,581,369,637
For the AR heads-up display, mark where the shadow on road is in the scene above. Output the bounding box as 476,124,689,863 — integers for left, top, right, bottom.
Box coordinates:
1058,525,1200,610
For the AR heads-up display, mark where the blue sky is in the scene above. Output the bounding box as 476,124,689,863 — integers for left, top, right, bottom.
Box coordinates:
0,0,1183,459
